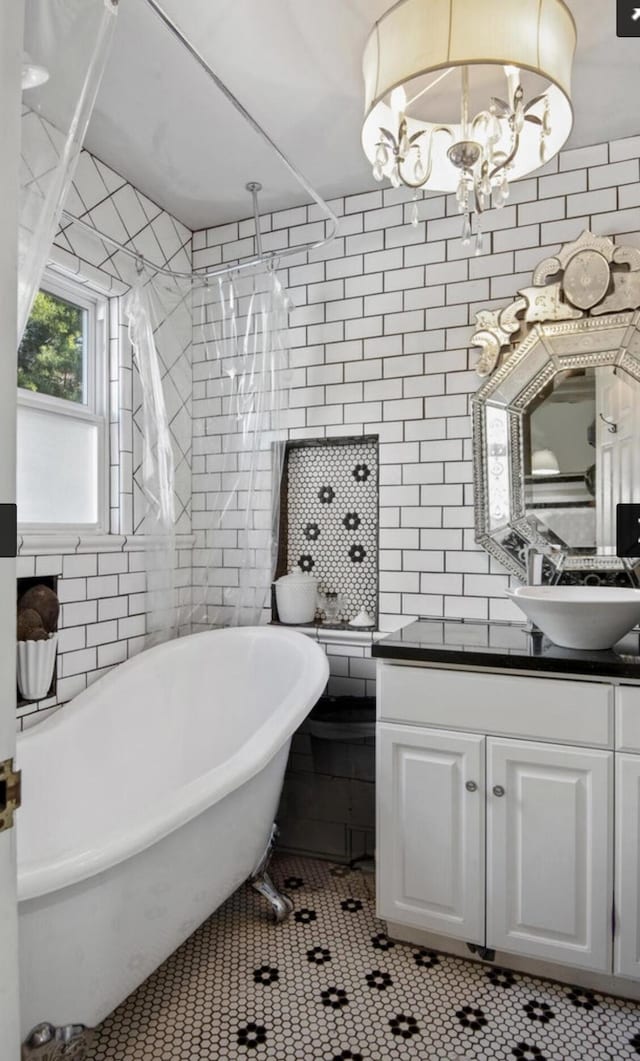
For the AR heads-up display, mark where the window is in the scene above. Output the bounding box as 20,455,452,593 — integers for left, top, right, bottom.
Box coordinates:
17,272,108,531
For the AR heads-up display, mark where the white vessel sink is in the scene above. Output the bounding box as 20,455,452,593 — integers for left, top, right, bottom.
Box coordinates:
506,586,640,651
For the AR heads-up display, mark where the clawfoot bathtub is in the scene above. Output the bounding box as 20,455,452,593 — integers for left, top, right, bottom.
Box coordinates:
17,626,328,1047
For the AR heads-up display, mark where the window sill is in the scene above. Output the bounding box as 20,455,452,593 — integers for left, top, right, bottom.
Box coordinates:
18,532,196,556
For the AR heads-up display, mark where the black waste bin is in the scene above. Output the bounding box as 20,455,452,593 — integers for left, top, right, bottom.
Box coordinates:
306,695,375,780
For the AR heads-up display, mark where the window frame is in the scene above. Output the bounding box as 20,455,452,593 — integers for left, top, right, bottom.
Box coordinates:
17,269,110,534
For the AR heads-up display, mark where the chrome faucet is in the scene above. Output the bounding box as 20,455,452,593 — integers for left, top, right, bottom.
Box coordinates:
524,542,562,585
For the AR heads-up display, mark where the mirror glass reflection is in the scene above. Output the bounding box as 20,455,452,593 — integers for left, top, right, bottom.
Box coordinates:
525,367,640,553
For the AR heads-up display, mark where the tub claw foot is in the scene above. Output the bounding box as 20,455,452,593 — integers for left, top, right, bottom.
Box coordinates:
249,823,293,922
22,1022,95,1060
251,870,294,922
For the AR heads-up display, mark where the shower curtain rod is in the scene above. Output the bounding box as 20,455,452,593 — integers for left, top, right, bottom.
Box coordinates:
59,0,339,284
60,190,284,285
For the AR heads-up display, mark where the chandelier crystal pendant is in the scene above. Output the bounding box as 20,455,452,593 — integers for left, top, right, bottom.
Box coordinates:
362,0,576,254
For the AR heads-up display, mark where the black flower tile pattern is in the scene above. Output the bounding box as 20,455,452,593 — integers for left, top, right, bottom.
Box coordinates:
524,1000,555,1024
365,969,393,991
321,986,349,1009
285,440,378,622
253,965,279,986
237,1023,267,1050
283,876,304,891
457,1004,488,1030
389,1013,420,1039
371,931,395,951
352,463,370,483
512,1043,547,1060
342,512,361,531
307,946,332,965
294,907,317,924
567,987,599,1011
413,948,440,968
488,967,518,990
318,485,336,505
340,898,363,913
87,855,638,1061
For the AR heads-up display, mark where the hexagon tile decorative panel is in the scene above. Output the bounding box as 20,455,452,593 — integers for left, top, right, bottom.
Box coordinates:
282,437,378,623
87,855,640,1061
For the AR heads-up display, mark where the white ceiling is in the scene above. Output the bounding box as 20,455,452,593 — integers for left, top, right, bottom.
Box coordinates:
85,0,640,231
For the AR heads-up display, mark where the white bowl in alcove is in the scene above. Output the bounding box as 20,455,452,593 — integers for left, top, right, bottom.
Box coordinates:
505,586,640,652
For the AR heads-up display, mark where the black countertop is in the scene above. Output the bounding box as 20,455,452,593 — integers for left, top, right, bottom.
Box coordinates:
372,618,640,680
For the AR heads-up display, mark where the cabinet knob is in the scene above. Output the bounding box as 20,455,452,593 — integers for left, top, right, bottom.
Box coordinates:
465,781,478,792
493,785,505,798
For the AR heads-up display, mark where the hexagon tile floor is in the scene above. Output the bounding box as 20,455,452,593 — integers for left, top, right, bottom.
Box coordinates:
87,855,640,1061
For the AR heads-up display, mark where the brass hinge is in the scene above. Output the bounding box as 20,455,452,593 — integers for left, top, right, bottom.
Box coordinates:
0,758,21,832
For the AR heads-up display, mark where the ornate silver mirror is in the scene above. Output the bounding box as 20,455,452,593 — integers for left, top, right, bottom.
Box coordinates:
472,231,640,584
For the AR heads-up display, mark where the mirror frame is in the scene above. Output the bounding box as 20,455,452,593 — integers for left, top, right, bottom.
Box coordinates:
471,230,640,584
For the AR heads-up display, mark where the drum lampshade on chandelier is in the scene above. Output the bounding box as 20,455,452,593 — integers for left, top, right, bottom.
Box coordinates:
362,0,576,253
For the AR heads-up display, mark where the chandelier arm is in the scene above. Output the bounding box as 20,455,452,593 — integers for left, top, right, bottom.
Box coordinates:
396,165,428,190
488,130,520,181
396,124,453,188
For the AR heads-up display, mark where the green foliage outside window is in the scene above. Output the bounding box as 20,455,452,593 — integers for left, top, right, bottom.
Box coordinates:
18,289,85,403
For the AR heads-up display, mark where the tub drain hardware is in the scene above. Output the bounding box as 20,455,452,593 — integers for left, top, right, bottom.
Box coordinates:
0,756,21,832
22,1022,94,1061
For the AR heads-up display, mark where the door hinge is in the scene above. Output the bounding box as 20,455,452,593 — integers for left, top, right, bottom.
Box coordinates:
0,758,21,832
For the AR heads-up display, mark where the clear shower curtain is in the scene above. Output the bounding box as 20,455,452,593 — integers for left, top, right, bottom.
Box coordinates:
126,270,193,646
19,0,117,341
193,269,291,628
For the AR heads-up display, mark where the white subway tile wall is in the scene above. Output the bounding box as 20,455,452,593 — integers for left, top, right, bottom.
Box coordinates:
20,135,640,719
192,136,640,696
18,148,193,728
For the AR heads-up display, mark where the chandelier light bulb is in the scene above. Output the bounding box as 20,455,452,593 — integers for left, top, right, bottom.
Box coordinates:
390,84,407,115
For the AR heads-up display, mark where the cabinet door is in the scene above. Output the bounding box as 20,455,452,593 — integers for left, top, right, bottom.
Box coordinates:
377,724,485,944
615,754,640,979
487,738,612,972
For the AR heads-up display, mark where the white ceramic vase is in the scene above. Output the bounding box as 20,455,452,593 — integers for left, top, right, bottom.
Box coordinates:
17,634,57,701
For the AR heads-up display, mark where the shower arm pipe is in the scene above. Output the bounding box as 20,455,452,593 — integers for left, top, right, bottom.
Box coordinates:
246,181,264,259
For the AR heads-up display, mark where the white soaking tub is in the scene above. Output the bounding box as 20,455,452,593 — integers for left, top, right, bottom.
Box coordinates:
16,626,329,1040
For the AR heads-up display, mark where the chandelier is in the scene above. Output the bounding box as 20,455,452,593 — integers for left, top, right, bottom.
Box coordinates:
362,0,576,254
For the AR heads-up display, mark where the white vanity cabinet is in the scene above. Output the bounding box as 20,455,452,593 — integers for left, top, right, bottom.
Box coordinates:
376,659,640,993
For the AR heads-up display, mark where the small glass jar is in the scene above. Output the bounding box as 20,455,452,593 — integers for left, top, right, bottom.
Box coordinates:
323,591,340,624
